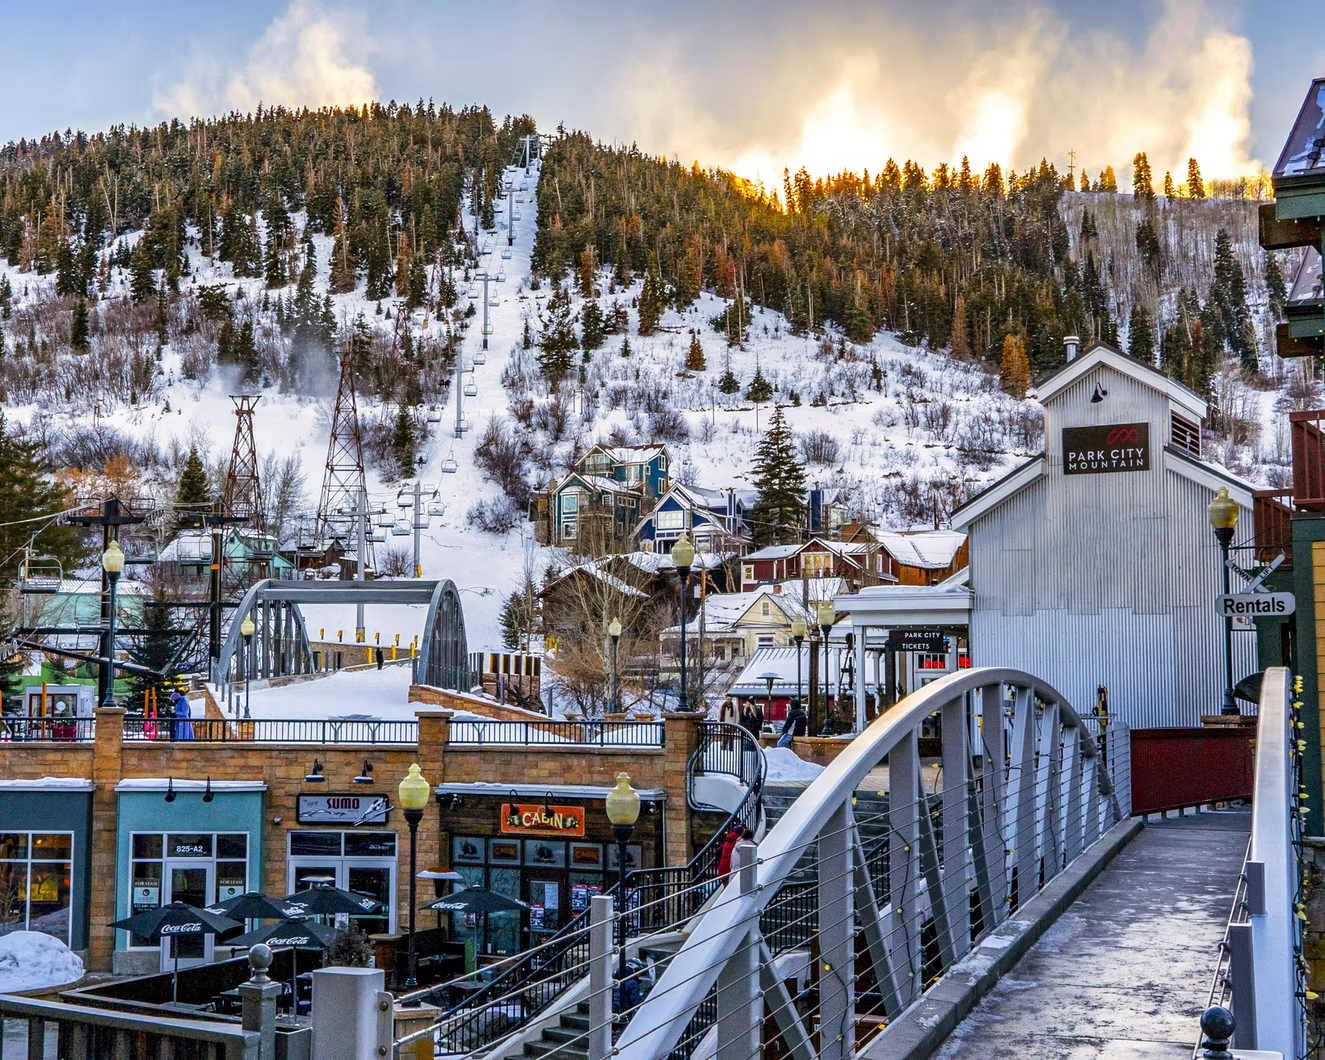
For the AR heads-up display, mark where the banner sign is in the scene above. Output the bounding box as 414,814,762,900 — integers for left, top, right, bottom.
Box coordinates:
1062,423,1150,475
1218,592,1295,617
500,802,585,837
886,629,946,653
297,794,389,825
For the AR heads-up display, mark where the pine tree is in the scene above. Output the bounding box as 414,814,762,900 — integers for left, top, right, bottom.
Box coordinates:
127,586,183,712
537,285,579,383
577,245,597,299
637,254,665,336
1163,171,1175,198
0,276,11,319
1000,334,1030,398
685,330,706,371
950,294,970,358
391,407,416,478
1135,219,1163,283
174,446,211,528
748,408,807,547
1186,158,1205,199
1127,304,1155,363
237,319,259,385
1131,152,1154,201
1266,253,1287,318
0,413,86,581
1097,166,1118,193
1209,228,1255,372
580,300,605,350
129,244,155,304
264,192,291,288
329,227,357,293
746,366,773,403
718,367,740,394
70,298,90,351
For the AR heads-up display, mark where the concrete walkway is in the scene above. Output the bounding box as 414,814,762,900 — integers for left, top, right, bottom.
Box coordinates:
934,809,1249,1060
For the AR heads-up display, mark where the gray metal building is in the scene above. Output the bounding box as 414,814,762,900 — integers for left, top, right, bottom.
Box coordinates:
948,339,1257,729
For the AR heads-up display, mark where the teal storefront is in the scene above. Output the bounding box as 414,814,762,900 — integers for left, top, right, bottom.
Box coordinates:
0,779,95,957
113,779,266,974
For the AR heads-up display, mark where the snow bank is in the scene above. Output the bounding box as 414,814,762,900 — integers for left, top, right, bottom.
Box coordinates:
762,747,825,783
0,931,84,993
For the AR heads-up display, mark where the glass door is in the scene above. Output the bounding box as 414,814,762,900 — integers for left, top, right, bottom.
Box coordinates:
161,862,214,972
526,877,562,943
346,864,392,936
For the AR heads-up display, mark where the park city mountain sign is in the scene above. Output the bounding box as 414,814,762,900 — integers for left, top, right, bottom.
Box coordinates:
1062,423,1150,475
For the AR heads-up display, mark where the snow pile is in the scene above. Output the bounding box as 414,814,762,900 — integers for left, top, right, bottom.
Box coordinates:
0,931,84,993
762,747,825,783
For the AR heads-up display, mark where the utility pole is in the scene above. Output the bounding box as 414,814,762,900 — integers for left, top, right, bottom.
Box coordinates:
454,350,466,439
412,480,423,578
1067,149,1076,189
356,487,367,642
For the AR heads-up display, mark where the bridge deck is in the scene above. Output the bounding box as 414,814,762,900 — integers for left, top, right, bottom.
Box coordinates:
934,809,1249,1060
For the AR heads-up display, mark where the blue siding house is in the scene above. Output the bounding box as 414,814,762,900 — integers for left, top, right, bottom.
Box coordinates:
635,485,753,553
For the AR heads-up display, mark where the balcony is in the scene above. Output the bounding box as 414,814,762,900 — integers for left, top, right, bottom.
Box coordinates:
1290,409,1325,509
1252,488,1295,566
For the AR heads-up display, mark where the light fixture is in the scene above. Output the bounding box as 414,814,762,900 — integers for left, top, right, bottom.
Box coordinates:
1090,383,1108,403
817,600,836,630
305,759,325,783
543,791,555,819
101,540,126,575
605,772,641,829
1207,487,1239,540
607,618,622,639
240,614,256,638
354,760,374,784
163,777,176,803
790,616,807,639
202,777,214,803
397,764,431,813
669,535,695,572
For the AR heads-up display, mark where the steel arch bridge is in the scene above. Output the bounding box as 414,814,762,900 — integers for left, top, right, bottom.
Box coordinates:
212,579,468,694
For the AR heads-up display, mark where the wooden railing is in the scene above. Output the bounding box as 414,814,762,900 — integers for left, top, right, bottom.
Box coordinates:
1290,410,1325,510
1252,488,1296,564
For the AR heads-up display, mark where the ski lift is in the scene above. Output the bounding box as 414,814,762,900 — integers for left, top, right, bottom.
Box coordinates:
391,524,410,537
488,295,499,306
441,457,458,475
427,501,446,515
495,269,506,282
472,349,486,365
467,286,479,297
481,325,494,336
464,381,478,397
20,560,63,595
397,495,412,510
512,210,522,221
501,247,513,260
375,512,394,528
426,406,442,423
369,529,387,543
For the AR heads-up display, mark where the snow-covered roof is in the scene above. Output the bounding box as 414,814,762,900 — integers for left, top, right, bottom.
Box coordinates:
874,530,967,570
729,645,874,697
114,779,267,792
615,550,726,574
664,579,845,635
1036,341,1207,420
434,782,666,800
544,561,649,598
559,473,641,497
744,544,801,561
0,778,95,792
586,444,668,464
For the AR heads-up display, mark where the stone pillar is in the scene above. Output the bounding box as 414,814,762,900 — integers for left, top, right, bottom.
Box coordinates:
662,712,704,866
89,707,125,971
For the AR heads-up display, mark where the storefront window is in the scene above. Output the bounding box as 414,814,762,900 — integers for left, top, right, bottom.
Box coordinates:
127,832,248,949
286,832,396,936
0,832,74,944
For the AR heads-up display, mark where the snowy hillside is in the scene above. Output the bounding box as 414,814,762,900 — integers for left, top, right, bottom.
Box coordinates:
0,154,1303,653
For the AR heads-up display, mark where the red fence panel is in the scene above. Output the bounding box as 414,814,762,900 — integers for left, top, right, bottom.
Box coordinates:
1130,727,1255,816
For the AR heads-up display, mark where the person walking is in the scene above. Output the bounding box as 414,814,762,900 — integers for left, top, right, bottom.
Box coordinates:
170,690,194,741
716,825,742,878
740,704,760,737
777,699,807,748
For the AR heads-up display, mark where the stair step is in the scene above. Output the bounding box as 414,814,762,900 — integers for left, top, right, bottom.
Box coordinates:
543,1027,589,1047
559,1014,590,1032
524,1040,588,1060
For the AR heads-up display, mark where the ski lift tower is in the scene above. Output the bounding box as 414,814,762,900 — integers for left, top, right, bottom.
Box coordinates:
222,396,263,525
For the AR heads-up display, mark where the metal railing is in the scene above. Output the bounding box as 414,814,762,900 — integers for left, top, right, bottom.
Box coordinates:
0,715,96,742
1207,667,1305,1059
614,667,1131,1060
0,992,261,1059
121,716,420,744
393,723,764,1055
447,718,665,747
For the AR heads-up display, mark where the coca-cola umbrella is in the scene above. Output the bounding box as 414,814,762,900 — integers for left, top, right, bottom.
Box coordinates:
282,883,387,917
232,917,340,1008
109,903,241,1002
422,887,529,956
204,892,300,921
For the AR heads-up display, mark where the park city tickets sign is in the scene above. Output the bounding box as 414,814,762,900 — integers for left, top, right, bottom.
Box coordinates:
501,803,586,837
1062,423,1150,475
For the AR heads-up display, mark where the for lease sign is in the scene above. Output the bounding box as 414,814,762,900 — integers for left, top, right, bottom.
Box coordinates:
1062,423,1150,475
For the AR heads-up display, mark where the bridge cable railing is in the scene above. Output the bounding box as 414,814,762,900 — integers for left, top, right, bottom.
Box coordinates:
611,667,1130,1060
392,722,765,1051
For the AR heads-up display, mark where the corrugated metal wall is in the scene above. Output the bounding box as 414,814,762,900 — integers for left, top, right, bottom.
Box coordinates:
969,361,1256,729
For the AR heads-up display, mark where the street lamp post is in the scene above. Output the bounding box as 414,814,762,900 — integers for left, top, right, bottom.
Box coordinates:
817,601,836,735
1208,487,1240,716
670,537,695,712
604,772,640,981
608,617,622,713
240,615,255,720
759,672,778,731
101,541,125,709
397,764,431,992
790,617,806,715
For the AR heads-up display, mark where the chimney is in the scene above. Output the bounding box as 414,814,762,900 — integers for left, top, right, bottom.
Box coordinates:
1064,335,1080,362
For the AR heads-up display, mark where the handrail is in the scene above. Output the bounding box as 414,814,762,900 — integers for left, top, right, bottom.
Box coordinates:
448,718,665,747
0,994,261,1059
121,716,421,744
393,722,765,1049
615,666,1120,1060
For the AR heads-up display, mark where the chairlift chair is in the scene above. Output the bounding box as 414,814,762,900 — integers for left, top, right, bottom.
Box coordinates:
441,457,458,475
501,247,513,260
20,561,64,595
473,350,487,364
488,295,500,306
426,407,442,423
369,529,387,543
391,524,410,537
464,381,478,397
495,269,506,282
427,502,446,515
512,210,522,221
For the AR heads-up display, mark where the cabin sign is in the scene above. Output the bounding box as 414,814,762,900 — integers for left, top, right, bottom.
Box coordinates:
1062,423,1151,475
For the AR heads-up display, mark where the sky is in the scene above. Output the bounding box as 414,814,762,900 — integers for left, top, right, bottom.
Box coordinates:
4,0,1323,185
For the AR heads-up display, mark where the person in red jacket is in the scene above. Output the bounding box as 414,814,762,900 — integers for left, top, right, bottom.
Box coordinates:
716,827,742,878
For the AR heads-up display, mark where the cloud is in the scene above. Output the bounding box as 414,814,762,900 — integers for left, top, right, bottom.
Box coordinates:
154,0,376,119
598,0,1260,184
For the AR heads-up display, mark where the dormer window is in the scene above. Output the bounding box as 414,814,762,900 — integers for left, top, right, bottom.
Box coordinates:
1171,413,1201,457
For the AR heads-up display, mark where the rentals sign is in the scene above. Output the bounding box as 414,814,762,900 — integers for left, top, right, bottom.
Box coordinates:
1217,593,1296,617
1062,423,1150,475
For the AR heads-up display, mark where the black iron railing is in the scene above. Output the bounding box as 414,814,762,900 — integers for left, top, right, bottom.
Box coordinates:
448,718,665,747
121,717,420,744
1,715,95,742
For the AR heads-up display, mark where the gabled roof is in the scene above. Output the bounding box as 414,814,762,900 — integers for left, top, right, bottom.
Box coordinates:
950,457,1046,531
555,472,641,498
1036,341,1207,420
874,529,967,569
743,544,801,561
664,578,845,634
580,443,669,466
